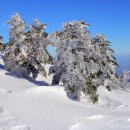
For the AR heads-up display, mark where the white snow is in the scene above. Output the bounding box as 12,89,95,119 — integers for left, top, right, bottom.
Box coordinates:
0,57,130,130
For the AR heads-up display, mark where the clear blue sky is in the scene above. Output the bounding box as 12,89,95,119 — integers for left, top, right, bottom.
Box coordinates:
0,0,130,55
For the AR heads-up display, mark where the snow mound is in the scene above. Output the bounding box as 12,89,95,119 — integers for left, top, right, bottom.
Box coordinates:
97,86,130,109
70,114,130,130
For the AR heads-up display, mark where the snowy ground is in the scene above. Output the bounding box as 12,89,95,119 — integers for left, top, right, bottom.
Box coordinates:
0,57,130,130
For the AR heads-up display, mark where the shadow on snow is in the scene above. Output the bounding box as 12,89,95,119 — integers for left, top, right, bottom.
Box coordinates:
0,63,49,86
0,63,5,70
0,59,48,86
5,72,49,86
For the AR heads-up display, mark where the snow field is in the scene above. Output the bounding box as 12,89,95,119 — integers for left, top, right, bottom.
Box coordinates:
0,57,130,130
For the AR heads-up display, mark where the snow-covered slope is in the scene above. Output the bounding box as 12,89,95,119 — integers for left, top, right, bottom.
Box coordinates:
0,57,130,130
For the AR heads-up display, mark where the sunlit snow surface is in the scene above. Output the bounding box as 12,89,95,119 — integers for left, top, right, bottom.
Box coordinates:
0,57,130,130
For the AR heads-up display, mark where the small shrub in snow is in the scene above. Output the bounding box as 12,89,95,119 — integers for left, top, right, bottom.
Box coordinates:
120,70,130,82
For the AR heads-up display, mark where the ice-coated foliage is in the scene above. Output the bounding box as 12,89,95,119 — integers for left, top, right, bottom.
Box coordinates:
120,70,130,81
3,13,27,72
49,20,91,49
29,18,52,64
49,21,123,103
2,13,52,79
0,36,6,52
50,21,100,102
93,34,119,90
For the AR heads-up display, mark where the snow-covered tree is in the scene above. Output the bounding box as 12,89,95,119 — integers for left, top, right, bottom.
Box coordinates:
49,21,99,102
3,14,52,79
93,34,119,90
120,70,130,82
29,18,52,64
0,36,6,52
49,20,125,103
23,18,52,78
3,13,27,73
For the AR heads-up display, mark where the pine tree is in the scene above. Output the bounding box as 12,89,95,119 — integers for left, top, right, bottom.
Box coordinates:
93,34,119,90
29,18,52,64
50,21,99,102
3,14,52,79
23,18,52,78
3,13,27,73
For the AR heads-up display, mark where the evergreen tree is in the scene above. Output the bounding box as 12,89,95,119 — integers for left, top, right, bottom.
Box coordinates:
93,34,119,90
29,18,52,64
49,21,125,103
3,13,52,79
3,13,27,73
50,21,99,102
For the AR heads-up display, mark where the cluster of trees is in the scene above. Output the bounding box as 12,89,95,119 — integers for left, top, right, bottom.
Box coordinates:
1,13,52,79
0,14,129,103
49,21,127,102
